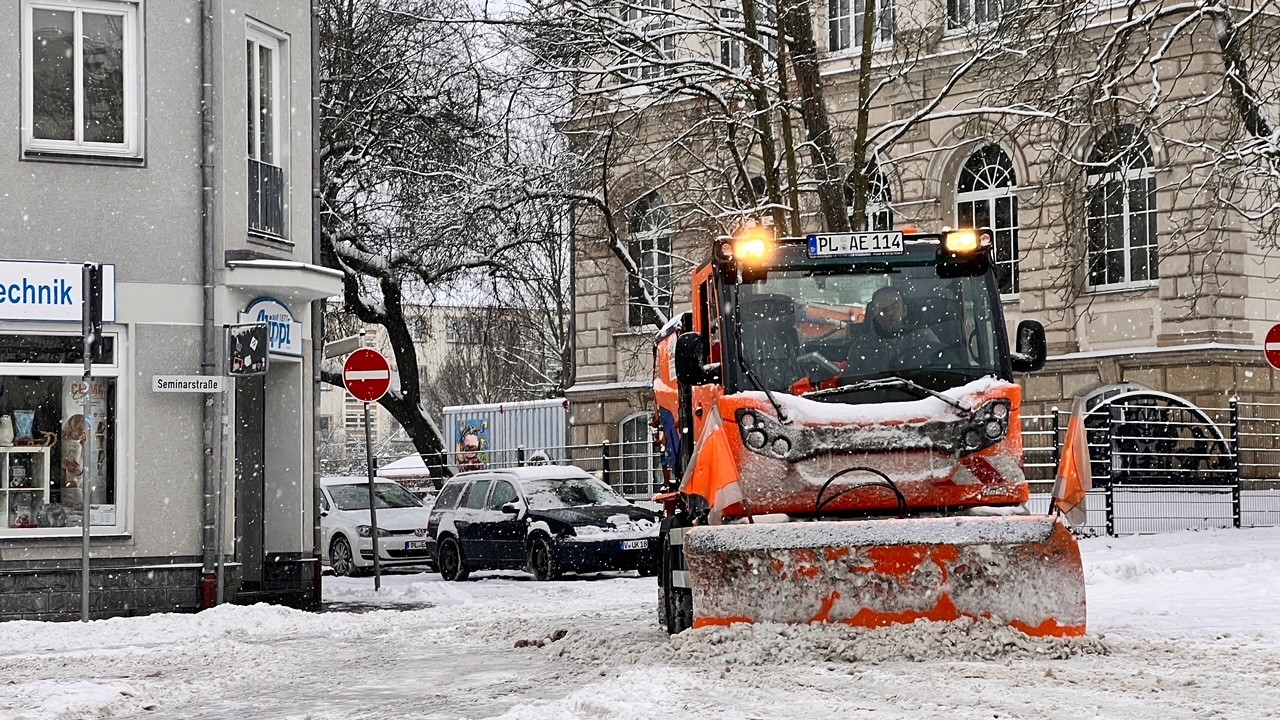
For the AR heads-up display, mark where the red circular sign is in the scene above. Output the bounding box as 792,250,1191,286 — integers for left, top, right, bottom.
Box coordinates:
343,348,392,402
1267,324,1280,370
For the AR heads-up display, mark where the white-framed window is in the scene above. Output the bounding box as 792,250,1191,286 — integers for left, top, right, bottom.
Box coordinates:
955,144,1019,296
718,2,777,70
627,191,673,328
828,0,894,53
846,160,894,231
947,0,1016,30
619,0,676,81
247,22,290,239
21,0,144,159
1085,126,1158,290
618,412,660,498
0,330,125,536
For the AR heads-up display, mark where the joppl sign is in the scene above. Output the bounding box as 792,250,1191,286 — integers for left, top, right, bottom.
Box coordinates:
239,297,302,358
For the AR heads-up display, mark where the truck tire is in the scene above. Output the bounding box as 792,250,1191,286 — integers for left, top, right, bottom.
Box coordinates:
660,525,694,634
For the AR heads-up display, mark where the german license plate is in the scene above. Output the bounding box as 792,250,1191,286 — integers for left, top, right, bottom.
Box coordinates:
620,539,648,551
404,540,429,550
807,231,904,258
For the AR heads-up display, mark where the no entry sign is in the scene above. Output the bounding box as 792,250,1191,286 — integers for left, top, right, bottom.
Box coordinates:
1267,324,1280,370
343,348,392,403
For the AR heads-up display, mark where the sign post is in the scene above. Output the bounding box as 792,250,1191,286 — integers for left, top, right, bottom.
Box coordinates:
1266,324,1280,370
219,323,270,604
342,344,392,590
80,262,103,622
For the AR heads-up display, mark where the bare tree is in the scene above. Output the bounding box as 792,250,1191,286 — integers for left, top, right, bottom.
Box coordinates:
319,0,574,483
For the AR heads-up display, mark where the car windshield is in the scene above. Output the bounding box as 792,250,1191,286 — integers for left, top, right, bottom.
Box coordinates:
730,262,1003,395
328,482,422,511
523,477,629,510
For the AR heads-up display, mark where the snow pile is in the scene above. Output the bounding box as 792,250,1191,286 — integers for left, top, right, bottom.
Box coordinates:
511,618,1108,667
662,620,1108,664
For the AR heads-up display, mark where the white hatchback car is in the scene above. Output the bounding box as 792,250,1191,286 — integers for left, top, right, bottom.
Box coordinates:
319,476,434,576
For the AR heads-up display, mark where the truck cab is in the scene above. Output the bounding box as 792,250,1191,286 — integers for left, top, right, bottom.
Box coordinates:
653,228,1048,521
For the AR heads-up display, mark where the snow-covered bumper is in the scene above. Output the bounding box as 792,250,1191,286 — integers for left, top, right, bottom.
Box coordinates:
556,534,659,573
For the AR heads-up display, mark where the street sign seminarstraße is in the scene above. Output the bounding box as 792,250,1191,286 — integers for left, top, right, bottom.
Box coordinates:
153,375,228,393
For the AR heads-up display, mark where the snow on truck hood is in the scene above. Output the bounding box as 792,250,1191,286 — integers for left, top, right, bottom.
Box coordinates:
737,376,1014,427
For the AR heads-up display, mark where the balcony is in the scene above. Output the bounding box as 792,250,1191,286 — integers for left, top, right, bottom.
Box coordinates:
248,158,286,238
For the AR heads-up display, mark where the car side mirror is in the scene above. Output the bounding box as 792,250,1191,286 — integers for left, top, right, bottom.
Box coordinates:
675,332,720,385
501,502,523,516
320,508,329,517
1011,320,1046,372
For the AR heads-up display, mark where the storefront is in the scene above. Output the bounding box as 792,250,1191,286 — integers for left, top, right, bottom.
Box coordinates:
0,258,340,620
0,262,125,539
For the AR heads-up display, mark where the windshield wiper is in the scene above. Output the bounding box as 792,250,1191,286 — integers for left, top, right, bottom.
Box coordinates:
801,376,972,413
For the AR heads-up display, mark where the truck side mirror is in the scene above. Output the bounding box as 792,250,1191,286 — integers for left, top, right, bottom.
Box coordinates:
1011,320,1046,372
675,332,712,385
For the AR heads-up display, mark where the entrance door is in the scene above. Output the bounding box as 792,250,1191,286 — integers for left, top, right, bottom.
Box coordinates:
235,375,267,585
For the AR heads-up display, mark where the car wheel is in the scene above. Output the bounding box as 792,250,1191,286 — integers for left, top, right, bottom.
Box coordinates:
527,535,561,581
437,536,470,582
330,536,356,578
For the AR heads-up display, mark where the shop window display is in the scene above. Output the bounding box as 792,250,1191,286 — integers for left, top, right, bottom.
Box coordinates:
0,334,118,533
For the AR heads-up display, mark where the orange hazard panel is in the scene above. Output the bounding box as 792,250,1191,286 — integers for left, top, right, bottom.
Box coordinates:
683,515,1086,638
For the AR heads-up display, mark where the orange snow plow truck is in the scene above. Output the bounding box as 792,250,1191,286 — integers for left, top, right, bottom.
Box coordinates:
651,227,1086,637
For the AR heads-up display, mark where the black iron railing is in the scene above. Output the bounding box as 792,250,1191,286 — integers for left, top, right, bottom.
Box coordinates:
248,158,285,237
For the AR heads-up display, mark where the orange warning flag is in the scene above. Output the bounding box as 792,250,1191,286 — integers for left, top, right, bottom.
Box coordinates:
680,408,742,523
1052,397,1093,526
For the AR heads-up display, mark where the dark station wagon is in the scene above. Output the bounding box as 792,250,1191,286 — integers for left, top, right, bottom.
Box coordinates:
428,466,661,581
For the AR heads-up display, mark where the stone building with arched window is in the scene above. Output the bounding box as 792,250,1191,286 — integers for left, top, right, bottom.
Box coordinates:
564,0,1280,495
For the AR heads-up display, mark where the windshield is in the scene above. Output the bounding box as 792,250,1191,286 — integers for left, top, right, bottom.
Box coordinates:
328,482,422,511
523,477,630,510
730,264,1003,395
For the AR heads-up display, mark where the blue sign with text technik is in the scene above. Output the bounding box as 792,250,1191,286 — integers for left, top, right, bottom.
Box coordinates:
0,277,75,306
0,261,117,322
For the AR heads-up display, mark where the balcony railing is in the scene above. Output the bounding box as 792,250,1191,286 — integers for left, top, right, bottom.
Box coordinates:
248,158,285,238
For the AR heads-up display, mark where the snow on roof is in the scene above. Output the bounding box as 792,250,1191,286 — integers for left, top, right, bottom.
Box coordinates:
321,475,399,486
449,465,596,482
441,397,567,413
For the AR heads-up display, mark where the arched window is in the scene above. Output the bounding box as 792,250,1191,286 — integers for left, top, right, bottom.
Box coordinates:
845,161,893,231
628,191,672,328
956,145,1019,295
736,174,768,208
618,412,660,498
1086,126,1157,289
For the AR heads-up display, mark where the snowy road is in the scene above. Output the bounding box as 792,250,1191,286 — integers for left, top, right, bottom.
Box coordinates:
4,527,1280,719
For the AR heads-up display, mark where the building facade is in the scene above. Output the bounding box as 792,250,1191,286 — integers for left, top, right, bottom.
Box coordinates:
566,0,1280,494
0,0,339,620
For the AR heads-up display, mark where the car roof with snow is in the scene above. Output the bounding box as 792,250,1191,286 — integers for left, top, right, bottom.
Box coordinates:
320,475,404,487
447,465,597,484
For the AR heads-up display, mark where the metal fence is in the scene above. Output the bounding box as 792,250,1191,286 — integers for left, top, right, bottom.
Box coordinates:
1022,399,1280,536
381,398,1280,537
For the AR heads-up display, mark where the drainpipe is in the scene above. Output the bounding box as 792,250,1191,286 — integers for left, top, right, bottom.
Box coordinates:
198,0,220,608
309,0,324,610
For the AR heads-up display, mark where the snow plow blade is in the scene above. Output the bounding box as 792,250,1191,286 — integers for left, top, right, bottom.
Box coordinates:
683,515,1086,637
